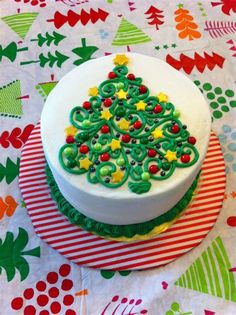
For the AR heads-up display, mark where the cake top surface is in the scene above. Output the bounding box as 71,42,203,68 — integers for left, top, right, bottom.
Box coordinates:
41,53,211,198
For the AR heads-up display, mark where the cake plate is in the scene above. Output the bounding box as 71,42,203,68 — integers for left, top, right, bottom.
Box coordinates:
19,122,226,271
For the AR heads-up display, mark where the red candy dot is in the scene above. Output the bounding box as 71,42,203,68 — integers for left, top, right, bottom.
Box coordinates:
100,153,110,162
122,134,131,143
153,105,163,113
227,216,236,227
188,136,196,145
65,310,76,315
148,149,157,157
59,264,71,277
66,136,75,144
82,101,91,110
11,297,23,310
149,165,159,174
23,288,34,300
61,279,73,291
127,73,135,80
139,85,147,94
171,125,180,133
46,272,58,284
37,294,49,307
181,154,190,163
24,305,36,315
104,98,112,107
108,71,116,79
48,287,59,298
101,125,110,133
63,294,74,306
39,311,49,315
36,281,46,291
50,301,61,314
79,145,89,154
133,120,142,129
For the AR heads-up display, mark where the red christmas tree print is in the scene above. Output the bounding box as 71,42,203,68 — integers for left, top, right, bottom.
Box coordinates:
0,124,34,149
11,264,86,314
145,5,164,30
166,51,225,74
211,0,236,15
47,8,109,28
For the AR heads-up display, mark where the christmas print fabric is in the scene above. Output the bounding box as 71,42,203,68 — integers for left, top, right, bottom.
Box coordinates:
0,0,236,314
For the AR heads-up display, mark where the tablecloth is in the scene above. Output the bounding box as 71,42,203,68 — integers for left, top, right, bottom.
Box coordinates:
1,0,236,314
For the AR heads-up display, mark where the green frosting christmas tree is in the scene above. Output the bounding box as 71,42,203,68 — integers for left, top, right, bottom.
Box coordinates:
59,54,199,194
112,18,152,46
175,236,236,302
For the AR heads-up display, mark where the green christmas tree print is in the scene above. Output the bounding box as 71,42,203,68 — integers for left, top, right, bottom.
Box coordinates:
165,302,192,315
0,42,28,63
112,18,152,46
31,31,66,47
0,80,23,118
0,157,20,184
175,236,236,302
0,228,40,282
72,38,99,66
2,12,39,39
21,51,69,68
36,79,58,102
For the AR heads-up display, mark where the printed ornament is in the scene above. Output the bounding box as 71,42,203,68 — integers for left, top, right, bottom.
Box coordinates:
59,54,199,194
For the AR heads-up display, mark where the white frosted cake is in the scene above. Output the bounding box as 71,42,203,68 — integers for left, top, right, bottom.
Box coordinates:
41,53,211,241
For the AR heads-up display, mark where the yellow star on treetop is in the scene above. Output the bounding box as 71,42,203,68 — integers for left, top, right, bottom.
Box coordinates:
88,86,98,96
113,54,129,66
100,109,113,120
165,150,177,163
79,157,92,170
136,101,147,111
65,125,77,136
157,92,168,103
109,139,121,151
111,170,124,183
151,128,164,139
116,89,128,99
118,118,130,130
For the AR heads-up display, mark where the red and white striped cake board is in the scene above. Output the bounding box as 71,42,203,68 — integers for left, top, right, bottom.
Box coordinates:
19,123,226,270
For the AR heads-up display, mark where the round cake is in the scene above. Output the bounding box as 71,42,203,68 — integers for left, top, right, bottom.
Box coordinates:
41,53,211,240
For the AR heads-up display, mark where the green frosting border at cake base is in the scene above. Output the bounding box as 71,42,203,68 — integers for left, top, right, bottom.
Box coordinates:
45,164,200,239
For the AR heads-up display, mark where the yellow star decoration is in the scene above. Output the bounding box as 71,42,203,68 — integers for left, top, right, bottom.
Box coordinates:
116,89,128,99
151,128,164,139
100,109,113,120
111,170,124,183
88,86,98,96
136,101,147,111
109,139,121,151
113,54,129,66
157,92,168,103
79,157,92,170
118,118,130,130
65,125,77,136
165,150,178,163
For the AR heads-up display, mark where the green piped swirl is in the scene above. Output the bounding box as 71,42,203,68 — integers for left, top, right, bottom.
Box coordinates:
59,64,199,194
46,165,200,239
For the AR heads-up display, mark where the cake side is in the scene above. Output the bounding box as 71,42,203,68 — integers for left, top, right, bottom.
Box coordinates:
41,53,211,225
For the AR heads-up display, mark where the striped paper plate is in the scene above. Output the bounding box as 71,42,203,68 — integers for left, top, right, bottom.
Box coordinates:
19,123,226,270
